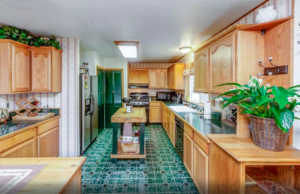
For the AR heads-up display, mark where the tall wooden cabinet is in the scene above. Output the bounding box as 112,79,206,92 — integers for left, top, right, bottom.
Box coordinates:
209,32,236,94
168,63,185,90
31,47,62,93
194,47,209,93
0,40,31,94
0,40,63,94
149,69,168,88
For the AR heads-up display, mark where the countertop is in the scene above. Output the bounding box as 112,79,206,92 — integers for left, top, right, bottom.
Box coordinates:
0,115,60,140
111,107,146,123
207,134,300,163
0,157,86,194
156,101,236,137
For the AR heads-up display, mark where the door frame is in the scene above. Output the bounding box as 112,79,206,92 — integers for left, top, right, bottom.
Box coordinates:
96,66,124,100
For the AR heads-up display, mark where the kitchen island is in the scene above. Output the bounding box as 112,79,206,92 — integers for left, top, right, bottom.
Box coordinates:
111,107,146,164
0,157,86,194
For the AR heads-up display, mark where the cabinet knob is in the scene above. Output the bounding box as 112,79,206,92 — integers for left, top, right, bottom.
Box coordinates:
112,91,114,93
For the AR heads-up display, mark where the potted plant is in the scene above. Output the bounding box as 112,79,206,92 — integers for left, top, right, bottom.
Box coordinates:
214,76,300,151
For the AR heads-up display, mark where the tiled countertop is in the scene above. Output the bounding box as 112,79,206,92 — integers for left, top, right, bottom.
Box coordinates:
157,101,236,136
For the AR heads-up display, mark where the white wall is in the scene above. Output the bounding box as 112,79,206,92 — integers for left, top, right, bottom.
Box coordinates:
104,58,128,97
80,51,104,75
293,0,300,149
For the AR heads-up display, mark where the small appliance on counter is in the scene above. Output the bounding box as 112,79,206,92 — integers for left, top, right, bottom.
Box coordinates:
156,92,176,101
122,98,133,112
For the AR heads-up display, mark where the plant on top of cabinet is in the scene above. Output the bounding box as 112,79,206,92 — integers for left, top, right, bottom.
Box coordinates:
0,26,60,49
214,76,300,151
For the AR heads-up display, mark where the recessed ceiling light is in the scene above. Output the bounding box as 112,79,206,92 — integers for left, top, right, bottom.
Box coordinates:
115,41,139,58
179,47,192,54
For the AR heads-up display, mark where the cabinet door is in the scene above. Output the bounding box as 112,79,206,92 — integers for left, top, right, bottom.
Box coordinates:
184,132,193,177
166,114,170,137
149,107,161,123
128,70,139,83
149,70,157,88
38,127,59,157
210,32,235,94
193,143,208,194
31,50,52,92
169,117,176,147
11,45,31,92
138,70,149,84
168,66,174,89
2,138,37,158
157,69,168,88
194,47,209,93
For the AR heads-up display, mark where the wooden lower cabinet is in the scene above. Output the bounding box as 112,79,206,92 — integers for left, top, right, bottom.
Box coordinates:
38,127,59,157
169,117,176,147
149,107,161,123
0,118,60,158
193,143,209,194
2,138,37,158
184,132,193,177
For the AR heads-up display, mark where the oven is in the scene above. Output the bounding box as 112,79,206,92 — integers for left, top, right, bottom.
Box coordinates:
175,116,184,161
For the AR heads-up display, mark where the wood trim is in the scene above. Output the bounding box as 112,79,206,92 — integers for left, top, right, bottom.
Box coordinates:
174,0,269,62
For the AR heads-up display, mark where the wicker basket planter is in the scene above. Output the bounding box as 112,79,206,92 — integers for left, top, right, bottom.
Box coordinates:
250,115,290,151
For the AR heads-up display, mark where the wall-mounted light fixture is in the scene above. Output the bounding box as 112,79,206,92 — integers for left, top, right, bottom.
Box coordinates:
179,47,192,54
114,41,139,58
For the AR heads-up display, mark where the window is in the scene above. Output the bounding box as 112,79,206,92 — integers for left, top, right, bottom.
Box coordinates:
189,75,201,103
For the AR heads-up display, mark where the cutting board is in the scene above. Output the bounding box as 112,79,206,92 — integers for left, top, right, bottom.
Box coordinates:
12,113,55,122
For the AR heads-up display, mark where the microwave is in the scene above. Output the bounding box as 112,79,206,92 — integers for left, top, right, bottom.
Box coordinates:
156,92,176,101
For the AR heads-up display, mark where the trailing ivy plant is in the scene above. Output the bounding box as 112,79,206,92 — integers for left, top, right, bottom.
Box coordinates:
0,26,60,49
214,76,300,133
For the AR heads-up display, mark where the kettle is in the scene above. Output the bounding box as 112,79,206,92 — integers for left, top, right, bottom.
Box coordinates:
0,108,9,123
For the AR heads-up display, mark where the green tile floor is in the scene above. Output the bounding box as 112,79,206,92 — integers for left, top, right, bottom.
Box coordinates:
81,124,199,194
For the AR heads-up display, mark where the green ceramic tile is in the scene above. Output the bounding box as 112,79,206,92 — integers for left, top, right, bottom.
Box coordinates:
81,124,199,194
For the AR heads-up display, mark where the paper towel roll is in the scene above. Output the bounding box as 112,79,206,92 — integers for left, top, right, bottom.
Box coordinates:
204,102,211,119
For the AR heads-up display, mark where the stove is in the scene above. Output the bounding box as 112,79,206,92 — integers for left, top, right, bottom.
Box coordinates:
129,93,149,125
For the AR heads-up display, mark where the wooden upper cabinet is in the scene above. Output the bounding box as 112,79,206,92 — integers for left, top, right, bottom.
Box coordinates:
194,47,209,93
168,63,184,90
0,40,62,94
31,47,62,93
149,69,168,88
157,69,168,88
209,32,236,94
128,70,148,84
0,40,31,94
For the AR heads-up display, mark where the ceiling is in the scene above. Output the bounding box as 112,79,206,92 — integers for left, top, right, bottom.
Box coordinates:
0,0,265,62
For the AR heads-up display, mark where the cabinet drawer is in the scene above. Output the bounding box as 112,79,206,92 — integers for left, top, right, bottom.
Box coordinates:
150,102,161,107
38,119,59,135
184,124,194,139
0,128,36,153
194,133,209,155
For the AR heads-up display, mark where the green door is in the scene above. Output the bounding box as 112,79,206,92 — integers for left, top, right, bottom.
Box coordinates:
105,70,122,128
97,69,105,134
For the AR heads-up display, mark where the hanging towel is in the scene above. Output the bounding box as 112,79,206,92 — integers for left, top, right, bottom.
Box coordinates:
122,122,133,144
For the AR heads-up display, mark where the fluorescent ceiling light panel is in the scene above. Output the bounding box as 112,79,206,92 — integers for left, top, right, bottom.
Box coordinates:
118,45,137,58
115,41,139,58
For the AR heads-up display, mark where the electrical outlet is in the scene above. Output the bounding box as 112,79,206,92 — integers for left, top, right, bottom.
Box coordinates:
6,103,9,109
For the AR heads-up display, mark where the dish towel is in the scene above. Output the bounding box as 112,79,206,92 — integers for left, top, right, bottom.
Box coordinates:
122,122,133,144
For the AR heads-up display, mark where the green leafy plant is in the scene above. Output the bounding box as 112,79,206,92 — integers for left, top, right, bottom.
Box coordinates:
214,76,300,133
0,26,60,49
